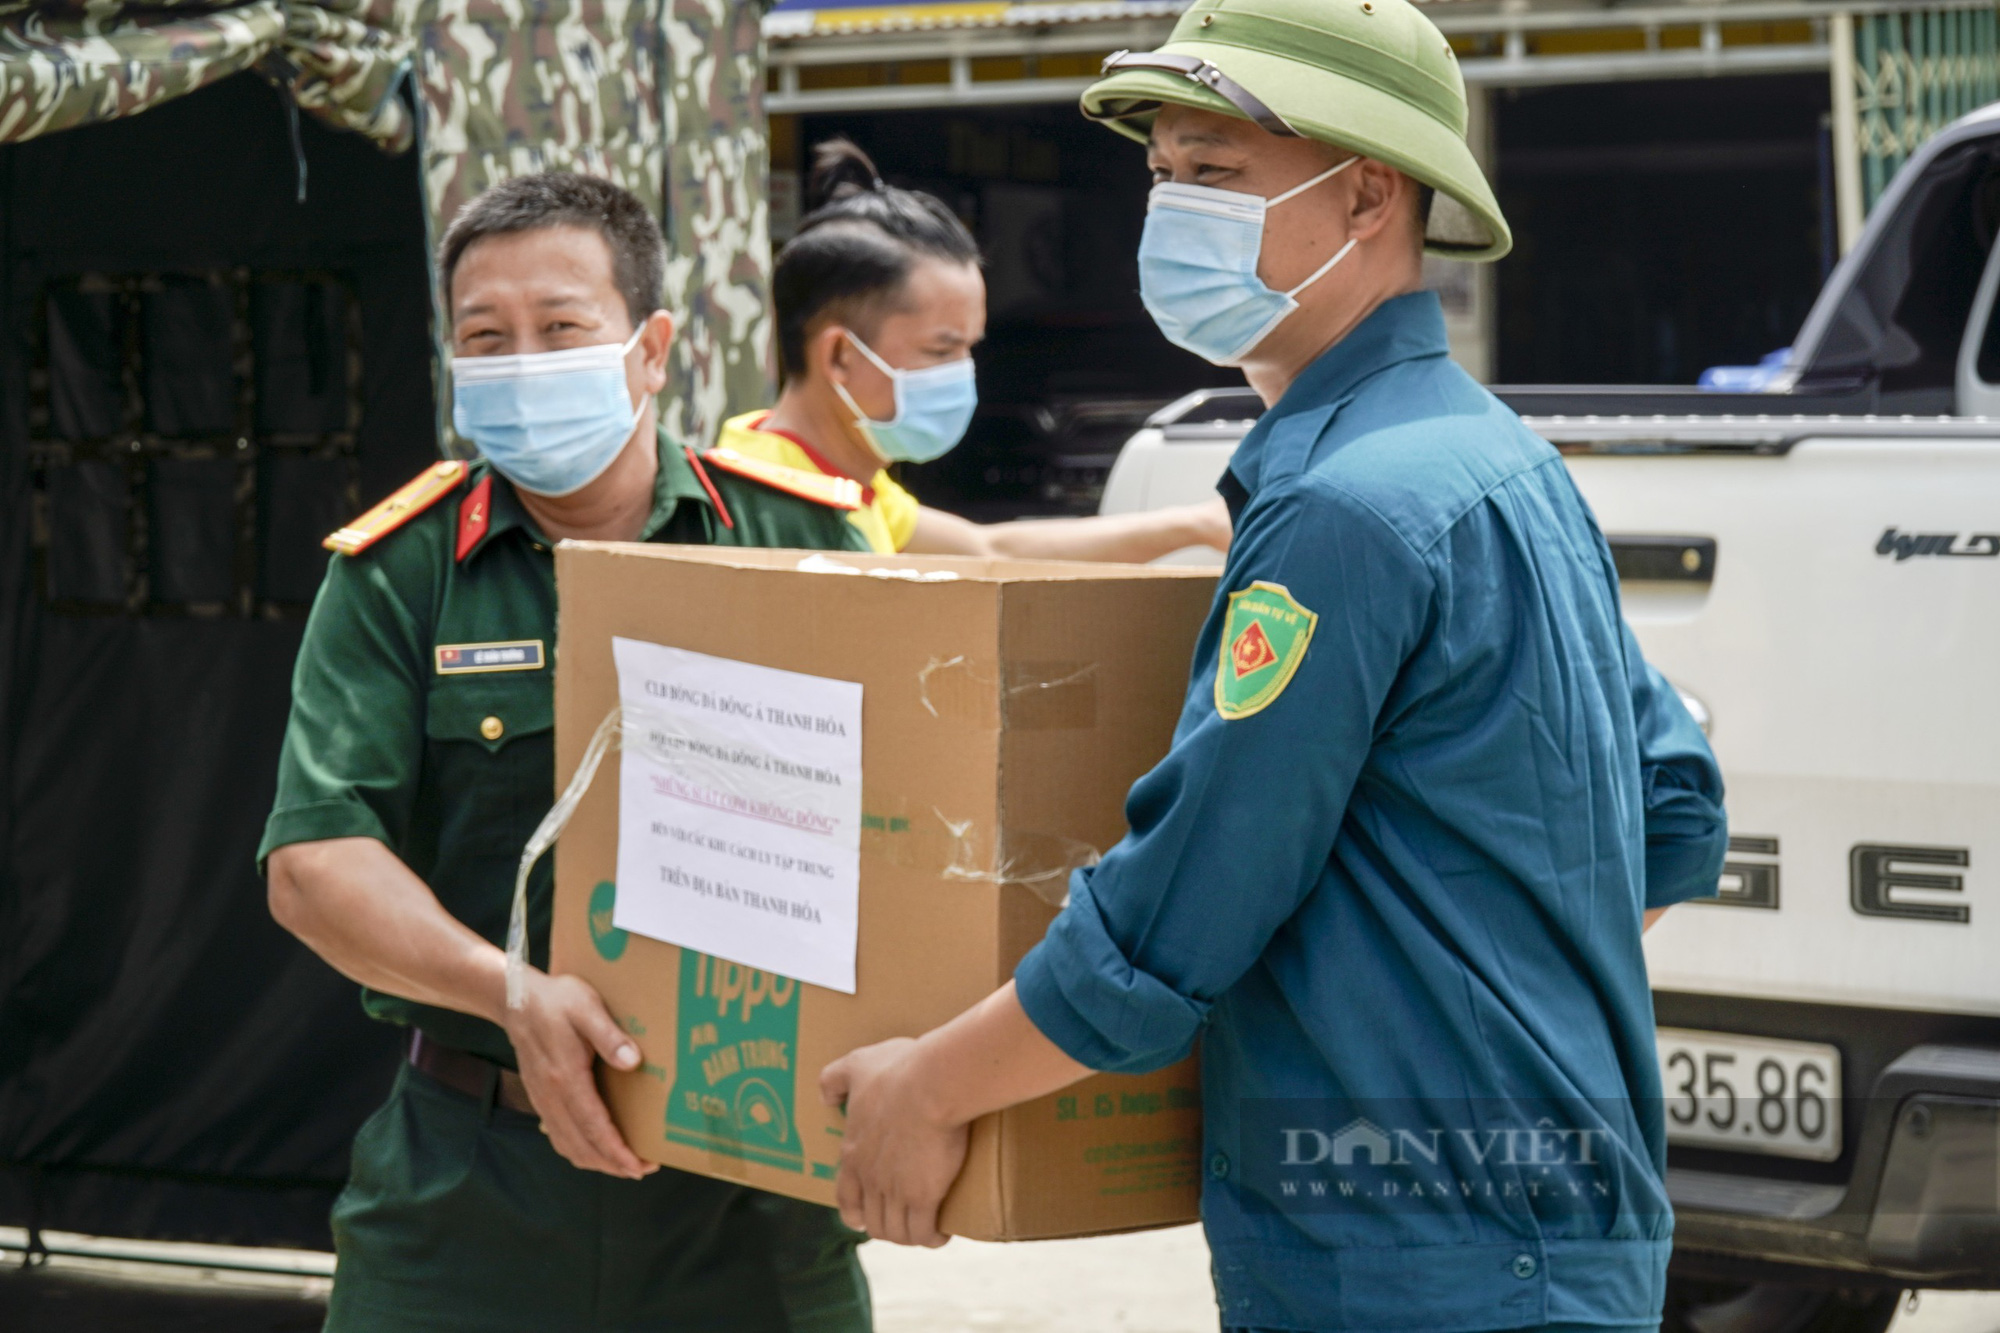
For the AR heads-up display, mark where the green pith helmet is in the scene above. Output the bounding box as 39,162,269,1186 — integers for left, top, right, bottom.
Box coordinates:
1080,0,1511,261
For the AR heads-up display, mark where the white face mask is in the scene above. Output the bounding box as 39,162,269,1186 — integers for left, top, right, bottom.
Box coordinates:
831,332,979,466
451,326,645,496
1137,156,1359,367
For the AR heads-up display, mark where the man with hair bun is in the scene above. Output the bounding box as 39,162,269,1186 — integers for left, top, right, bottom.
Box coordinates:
711,136,1233,563
261,170,872,1332
823,2,1726,1331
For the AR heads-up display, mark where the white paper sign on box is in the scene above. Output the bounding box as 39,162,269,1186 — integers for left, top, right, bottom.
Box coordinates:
611,637,863,993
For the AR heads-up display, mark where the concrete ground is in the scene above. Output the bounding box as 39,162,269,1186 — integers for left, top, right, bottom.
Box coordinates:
3,1224,1998,1331
861,1224,1217,1332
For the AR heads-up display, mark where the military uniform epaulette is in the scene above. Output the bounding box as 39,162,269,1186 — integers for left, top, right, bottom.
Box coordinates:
702,447,863,511
323,461,472,556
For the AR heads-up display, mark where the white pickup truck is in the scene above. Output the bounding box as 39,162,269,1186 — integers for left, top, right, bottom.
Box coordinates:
1100,104,2000,1333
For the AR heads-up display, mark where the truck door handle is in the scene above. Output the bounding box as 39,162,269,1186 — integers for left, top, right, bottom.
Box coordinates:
1607,536,1716,584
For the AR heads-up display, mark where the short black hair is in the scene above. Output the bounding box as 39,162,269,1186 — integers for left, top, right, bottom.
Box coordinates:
773,139,980,383
439,171,666,326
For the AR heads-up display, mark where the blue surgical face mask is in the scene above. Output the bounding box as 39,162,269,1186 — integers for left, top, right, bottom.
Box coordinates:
832,332,977,465
451,325,645,496
1138,156,1359,367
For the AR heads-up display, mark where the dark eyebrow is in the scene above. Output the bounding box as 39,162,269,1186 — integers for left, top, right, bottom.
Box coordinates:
454,290,595,321
1149,127,1234,151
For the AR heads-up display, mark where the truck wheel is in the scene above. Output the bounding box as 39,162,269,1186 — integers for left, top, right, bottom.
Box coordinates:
1662,1279,1903,1333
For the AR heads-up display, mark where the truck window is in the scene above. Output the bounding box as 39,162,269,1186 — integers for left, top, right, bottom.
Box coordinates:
1800,140,2000,412
1976,237,2000,387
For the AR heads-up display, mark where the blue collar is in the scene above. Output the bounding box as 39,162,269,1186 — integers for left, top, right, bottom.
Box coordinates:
1226,290,1450,497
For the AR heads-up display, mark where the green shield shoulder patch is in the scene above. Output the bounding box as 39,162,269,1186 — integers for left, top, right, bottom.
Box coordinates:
1215,581,1318,720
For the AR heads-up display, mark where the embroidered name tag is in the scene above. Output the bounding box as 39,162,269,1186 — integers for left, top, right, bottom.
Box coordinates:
435,640,545,674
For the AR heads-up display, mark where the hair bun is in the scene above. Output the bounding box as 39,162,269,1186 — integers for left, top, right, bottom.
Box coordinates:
806,138,884,212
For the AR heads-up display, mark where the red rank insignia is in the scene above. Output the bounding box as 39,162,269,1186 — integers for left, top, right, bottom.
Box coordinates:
456,474,493,562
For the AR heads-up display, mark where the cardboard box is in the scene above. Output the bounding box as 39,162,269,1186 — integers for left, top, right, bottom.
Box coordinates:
549,545,1217,1240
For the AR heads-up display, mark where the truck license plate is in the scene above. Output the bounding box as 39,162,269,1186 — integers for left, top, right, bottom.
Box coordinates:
1656,1028,1842,1161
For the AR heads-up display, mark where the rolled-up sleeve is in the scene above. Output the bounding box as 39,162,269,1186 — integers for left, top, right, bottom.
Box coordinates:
1623,624,1728,907
256,542,434,870
1015,479,1436,1072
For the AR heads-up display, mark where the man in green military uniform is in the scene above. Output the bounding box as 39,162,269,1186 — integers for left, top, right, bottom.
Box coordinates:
261,172,874,1332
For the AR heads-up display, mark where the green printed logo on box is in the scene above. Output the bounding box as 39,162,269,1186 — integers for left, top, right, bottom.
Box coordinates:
666,952,803,1173
588,881,629,961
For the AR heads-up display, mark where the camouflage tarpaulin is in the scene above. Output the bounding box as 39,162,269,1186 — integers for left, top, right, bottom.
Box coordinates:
0,0,776,449
661,0,773,446
284,0,416,144
0,0,413,148
414,0,664,229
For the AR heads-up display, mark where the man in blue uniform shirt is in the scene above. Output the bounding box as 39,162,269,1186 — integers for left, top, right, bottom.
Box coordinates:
819,2,1729,1330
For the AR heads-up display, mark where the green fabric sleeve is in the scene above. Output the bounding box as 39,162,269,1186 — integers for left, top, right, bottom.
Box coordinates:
257,528,441,873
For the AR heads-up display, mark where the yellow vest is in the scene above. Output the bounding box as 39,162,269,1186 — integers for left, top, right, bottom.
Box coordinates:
713,412,919,555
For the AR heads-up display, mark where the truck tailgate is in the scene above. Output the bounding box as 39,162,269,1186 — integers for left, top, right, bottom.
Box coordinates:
1567,435,2000,1017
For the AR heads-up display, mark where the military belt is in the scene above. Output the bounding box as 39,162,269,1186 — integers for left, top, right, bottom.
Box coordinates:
408,1030,537,1117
